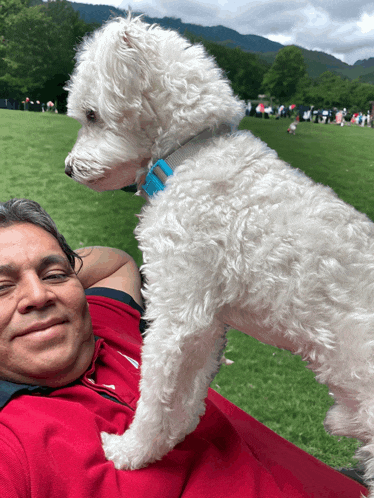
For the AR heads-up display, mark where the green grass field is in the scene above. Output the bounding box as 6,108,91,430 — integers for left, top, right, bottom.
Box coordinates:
1,109,370,469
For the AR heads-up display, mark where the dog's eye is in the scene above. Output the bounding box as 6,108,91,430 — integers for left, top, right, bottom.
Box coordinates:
86,110,96,122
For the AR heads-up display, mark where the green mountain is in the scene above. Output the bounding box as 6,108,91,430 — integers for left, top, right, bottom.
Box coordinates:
354,58,374,68
68,2,283,53
68,2,374,82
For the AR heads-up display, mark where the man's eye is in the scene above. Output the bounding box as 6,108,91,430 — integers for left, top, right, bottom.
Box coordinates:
45,273,68,281
0,283,12,292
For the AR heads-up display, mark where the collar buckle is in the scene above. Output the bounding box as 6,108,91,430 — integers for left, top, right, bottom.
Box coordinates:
142,159,174,197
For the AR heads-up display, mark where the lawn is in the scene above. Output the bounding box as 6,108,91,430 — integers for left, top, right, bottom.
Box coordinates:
0,109,368,468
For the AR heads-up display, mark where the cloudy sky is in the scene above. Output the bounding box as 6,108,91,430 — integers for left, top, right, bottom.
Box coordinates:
72,0,374,65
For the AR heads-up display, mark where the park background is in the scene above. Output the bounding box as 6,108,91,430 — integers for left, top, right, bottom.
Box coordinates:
3,0,374,112
2,0,374,471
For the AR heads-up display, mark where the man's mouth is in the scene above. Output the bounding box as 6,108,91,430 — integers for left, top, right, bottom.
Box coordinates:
17,319,67,338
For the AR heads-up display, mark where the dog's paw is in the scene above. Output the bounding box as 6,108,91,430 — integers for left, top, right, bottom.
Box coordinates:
101,432,140,470
101,431,158,470
101,432,129,469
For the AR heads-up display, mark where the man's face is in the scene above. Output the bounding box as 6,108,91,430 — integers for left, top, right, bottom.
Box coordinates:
0,223,95,387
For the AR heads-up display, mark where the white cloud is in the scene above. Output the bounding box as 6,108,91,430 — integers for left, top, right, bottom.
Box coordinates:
358,12,374,33
73,0,374,64
267,34,294,46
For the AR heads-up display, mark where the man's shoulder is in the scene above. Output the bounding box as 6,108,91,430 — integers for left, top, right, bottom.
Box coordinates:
85,287,144,315
85,288,146,338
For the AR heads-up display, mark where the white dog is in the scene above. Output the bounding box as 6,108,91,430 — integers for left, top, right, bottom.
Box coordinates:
65,14,374,492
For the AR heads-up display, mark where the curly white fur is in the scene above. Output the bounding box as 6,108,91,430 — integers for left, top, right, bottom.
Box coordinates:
66,14,373,493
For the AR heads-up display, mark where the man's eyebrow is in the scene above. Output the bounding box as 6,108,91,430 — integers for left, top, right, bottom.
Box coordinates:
38,255,72,272
0,255,71,276
0,263,17,276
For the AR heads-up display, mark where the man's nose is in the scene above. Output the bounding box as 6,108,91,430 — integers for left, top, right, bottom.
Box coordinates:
18,275,54,313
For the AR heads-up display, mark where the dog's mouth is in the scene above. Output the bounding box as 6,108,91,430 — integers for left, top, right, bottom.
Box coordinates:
67,157,150,193
120,183,138,193
118,172,147,193
82,168,138,192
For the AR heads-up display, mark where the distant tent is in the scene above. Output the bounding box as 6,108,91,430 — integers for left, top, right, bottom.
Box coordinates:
0,99,20,110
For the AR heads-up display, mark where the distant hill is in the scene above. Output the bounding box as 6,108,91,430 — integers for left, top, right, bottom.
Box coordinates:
69,1,123,25
354,58,374,68
68,2,283,53
68,1,374,83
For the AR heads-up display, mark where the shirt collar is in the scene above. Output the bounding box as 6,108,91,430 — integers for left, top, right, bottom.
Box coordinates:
0,336,102,409
0,381,53,408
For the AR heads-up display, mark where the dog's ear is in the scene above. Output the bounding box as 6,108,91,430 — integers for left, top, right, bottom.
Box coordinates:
123,33,130,45
96,17,153,126
121,8,136,45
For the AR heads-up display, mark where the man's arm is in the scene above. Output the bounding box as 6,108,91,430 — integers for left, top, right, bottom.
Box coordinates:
74,246,143,308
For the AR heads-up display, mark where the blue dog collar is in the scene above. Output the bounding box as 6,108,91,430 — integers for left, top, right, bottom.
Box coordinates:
142,159,174,197
140,123,232,199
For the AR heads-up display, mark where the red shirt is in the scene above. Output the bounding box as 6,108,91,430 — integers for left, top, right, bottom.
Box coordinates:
0,289,367,497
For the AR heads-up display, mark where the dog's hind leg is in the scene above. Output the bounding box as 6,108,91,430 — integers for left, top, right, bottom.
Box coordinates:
358,441,374,495
325,394,374,494
101,309,227,470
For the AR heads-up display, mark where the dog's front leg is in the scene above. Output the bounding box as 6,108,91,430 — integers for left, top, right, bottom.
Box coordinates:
101,314,226,470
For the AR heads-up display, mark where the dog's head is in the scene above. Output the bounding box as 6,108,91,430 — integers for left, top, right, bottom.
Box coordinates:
64,14,244,192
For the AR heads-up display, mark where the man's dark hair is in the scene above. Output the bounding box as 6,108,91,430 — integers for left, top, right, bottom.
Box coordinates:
0,198,82,272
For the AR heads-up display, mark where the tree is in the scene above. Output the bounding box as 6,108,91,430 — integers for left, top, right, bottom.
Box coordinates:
1,4,51,97
293,71,374,111
349,80,374,113
0,0,29,32
315,72,350,108
262,45,307,101
0,0,98,105
184,31,269,101
0,0,30,96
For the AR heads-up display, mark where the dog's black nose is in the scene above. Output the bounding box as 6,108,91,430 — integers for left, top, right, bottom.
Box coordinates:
65,163,73,177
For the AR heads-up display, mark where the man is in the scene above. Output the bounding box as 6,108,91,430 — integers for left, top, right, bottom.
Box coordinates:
0,198,368,497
